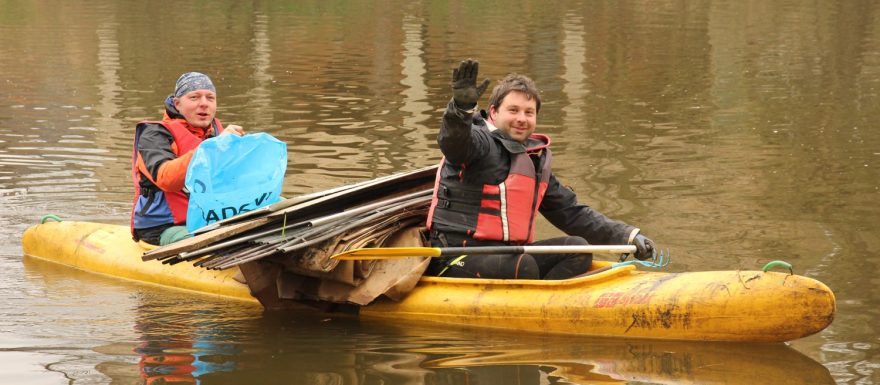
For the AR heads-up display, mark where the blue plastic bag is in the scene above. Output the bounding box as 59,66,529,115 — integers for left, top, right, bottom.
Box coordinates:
185,132,287,233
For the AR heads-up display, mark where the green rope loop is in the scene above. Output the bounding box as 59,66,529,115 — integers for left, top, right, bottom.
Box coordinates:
762,260,793,275
40,214,62,223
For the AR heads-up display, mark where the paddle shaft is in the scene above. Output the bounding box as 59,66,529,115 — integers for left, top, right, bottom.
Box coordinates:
436,245,636,256
331,245,637,260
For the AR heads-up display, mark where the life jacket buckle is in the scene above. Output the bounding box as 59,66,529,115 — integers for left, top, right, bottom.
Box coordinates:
138,186,158,217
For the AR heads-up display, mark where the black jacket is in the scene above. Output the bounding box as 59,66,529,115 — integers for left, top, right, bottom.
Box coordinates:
431,99,637,246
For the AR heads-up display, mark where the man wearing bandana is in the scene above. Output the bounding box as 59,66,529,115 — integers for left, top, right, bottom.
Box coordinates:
130,72,245,245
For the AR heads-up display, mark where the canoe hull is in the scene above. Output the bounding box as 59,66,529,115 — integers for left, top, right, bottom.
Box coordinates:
21,221,835,342
361,267,835,342
22,221,255,302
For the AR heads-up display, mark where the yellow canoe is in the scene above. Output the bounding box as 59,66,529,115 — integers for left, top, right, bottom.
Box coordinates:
21,220,835,342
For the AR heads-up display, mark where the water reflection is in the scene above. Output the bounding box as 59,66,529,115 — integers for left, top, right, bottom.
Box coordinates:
246,12,275,133
92,311,836,385
421,333,835,385
95,18,122,138
560,12,588,129
399,13,432,133
132,326,239,384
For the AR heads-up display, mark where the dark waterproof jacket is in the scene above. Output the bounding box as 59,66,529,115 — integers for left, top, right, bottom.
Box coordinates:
428,99,637,247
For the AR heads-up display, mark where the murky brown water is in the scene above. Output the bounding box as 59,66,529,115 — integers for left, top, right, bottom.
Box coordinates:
1,1,878,384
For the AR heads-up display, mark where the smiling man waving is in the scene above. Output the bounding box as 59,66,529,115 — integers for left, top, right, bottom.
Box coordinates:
425,59,657,280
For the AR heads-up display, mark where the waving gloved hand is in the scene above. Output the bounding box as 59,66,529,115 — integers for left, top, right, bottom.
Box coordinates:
632,234,656,261
451,59,491,110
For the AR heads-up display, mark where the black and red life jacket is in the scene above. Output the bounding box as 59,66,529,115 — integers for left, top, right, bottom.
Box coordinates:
427,134,552,244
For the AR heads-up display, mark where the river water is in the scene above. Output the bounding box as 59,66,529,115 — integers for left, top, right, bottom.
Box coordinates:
1,1,878,384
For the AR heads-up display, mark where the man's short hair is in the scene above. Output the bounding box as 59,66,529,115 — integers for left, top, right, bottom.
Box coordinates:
487,74,541,113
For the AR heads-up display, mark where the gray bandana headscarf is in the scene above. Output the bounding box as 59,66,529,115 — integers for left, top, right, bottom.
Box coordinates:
174,72,216,98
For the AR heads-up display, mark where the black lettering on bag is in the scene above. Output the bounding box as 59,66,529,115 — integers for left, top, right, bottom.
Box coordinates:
254,192,272,206
201,191,275,224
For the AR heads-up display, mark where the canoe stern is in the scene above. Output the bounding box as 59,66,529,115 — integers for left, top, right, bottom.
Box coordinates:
363,267,835,342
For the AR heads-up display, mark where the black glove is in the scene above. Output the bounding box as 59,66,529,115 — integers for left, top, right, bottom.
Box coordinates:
451,59,491,110
632,234,656,261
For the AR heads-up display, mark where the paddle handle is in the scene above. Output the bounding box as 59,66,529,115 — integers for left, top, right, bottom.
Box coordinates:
439,245,636,256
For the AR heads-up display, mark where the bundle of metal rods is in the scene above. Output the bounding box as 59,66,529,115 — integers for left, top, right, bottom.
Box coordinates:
141,166,437,270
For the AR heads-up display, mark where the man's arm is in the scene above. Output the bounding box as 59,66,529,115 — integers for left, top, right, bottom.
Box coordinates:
438,100,492,164
137,126,193,192
539,174,637,245
438,59,492,165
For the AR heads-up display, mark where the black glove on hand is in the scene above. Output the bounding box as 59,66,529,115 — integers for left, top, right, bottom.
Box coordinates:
452,59,491,110
633,234,656,261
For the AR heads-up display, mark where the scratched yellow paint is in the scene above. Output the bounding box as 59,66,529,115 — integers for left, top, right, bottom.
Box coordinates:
362,262,835,342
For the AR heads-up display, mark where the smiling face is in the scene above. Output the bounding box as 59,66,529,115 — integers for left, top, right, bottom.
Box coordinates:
488,90,537,143
173,89,216,129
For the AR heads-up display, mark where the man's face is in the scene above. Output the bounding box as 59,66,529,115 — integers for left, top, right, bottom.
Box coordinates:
488,91,537,143
174,89,217,129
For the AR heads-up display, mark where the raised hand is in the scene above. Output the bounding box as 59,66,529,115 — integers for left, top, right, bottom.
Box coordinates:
451,59,491,110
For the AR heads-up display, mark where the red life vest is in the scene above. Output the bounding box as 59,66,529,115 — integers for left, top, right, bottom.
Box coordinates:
427,134,552,244
130,118,223,233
